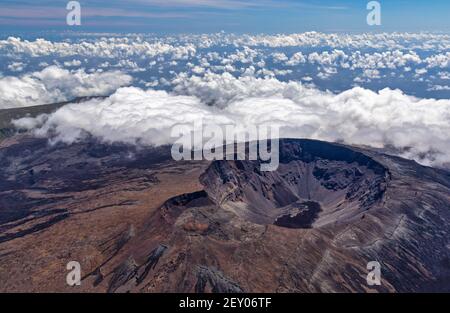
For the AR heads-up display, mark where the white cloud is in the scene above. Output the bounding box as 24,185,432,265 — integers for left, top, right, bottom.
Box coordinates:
415,68,428,76
0,37,196,60
438,71,450,80
428,85,450,91
15,73,450,167
114,59,145,72
63,59,82,67
191,65,206,75
316,67,337,80
222,47,259,65
3,32,450,168
271,52,288,63
362,69,381,79
425,52,450,68
286,52,306,66
8,61,26,72
2,34,450,82
0,66,132,109
227,32,450,50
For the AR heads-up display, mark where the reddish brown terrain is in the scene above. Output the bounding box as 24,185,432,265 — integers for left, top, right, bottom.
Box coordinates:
0,134,450,293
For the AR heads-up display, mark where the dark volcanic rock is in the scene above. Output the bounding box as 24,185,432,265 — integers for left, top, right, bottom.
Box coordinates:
0,136,449,293
199,139,389,227
195,266,244,293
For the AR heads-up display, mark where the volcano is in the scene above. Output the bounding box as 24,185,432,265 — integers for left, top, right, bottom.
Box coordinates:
0,135,449,292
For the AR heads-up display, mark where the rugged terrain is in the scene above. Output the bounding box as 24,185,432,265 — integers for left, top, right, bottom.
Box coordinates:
0,130,449,293
0,97,103,139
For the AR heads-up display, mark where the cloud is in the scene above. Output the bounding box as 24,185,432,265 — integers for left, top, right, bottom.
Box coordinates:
2,33,449,61
15,87,226,146
14,72,450,167
0,66,132,109
63,59,82,67
428,85,450,91
0,37,196,60
361,69,381,79
425,52,450,68
226,32,450,50
7,61,26,72
286,52,306,66
3,32,450,168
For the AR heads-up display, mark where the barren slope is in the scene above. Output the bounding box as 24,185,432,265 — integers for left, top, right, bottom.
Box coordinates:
0,137,449,292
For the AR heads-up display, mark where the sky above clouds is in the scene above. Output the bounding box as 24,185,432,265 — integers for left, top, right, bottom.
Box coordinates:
1,0,450,33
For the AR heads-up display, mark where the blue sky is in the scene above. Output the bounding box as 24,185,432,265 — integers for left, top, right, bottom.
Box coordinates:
1,0,450,34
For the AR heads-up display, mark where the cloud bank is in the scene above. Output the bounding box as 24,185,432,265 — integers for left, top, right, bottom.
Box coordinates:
0,66,132,109
1,33,449,100
14,73,450,167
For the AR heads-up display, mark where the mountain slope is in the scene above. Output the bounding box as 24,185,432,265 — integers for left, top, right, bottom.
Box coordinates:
0,136,449,292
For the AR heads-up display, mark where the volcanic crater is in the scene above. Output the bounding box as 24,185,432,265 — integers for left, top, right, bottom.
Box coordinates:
0,136,449,293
